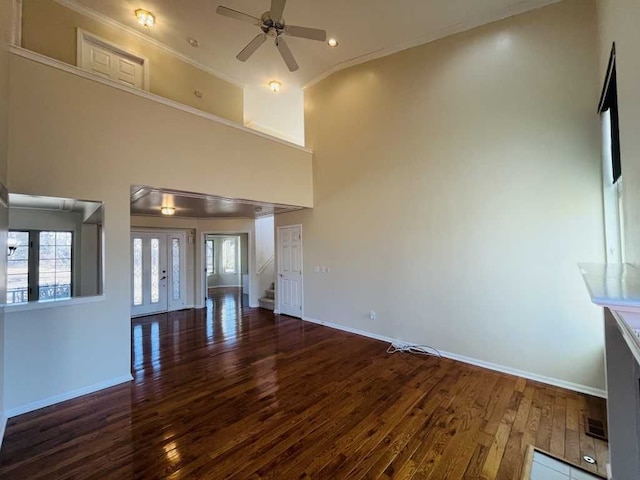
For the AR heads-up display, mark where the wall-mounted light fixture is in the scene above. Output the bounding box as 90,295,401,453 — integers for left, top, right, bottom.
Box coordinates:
135,9,155,28
268,80,282,93
161,206,176,216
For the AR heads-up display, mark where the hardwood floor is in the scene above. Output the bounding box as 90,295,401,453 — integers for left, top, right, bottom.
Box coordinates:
0,290,608,479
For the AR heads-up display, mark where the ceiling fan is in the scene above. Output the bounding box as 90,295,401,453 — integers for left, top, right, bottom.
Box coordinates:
216,0,327,72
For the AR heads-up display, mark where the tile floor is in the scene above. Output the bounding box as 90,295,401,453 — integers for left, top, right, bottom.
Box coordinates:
530,451,601,480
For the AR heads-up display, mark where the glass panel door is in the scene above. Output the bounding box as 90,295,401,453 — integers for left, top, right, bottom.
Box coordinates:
131,232,168,317
167,232,186,311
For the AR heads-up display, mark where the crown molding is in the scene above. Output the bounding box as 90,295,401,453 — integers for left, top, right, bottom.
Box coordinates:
303,0,562,90
53,0,244,88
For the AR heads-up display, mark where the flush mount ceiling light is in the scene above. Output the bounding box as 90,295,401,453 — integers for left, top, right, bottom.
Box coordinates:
268,80,282,92
161,206,176,216
135,9,155,28
188,37,200,48
327,38,338,47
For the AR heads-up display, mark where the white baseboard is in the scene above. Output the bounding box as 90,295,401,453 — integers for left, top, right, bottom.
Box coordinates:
0,414,6,450
302,316,607,399
5,374,134,418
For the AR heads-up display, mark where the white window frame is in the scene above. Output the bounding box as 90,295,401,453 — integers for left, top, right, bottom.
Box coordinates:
76,28,150,91
205,239,215,275
601,109,624,264
7,229,74,304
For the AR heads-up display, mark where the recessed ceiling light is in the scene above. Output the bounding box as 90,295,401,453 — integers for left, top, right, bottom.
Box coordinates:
327,38,338,47
135,9,155,28
188,37,200,48
268,80,282,93
161,206,175,216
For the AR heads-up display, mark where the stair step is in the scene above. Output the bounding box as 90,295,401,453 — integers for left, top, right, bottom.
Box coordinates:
265,289,275,299
258,297,275,311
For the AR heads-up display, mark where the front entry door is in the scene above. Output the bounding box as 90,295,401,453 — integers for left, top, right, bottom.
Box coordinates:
131,231,187,317
277,225,303,318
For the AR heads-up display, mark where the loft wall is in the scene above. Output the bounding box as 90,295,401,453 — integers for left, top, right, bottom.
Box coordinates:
21,0,243,123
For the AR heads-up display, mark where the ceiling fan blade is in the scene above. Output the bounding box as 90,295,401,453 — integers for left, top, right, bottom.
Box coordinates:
285,25,327,42
270,0,287,22
237,34,267,62
216,6,262,26
275,37,299,72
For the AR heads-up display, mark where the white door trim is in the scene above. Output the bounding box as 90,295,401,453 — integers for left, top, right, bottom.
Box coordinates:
76,28,150,91
201,230,256,308
276,224,304,318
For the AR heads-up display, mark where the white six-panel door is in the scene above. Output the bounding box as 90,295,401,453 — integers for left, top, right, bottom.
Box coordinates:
277,225,303,318
131,232,187,317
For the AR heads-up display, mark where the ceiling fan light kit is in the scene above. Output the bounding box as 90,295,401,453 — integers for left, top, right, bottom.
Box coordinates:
216,0,327,72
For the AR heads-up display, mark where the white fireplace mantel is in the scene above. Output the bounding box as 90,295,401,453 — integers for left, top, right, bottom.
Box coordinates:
579,262,640,480
580,262,640,365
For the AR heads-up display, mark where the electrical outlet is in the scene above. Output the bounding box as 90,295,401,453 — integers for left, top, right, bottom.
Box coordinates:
369,310,376,320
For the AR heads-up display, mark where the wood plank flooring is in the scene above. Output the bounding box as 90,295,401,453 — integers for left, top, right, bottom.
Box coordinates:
0,289,608,479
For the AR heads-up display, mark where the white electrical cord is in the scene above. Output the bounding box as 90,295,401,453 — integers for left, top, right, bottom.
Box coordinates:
386,342,442,358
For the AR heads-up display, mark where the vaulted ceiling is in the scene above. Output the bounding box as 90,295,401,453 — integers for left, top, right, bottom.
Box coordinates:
71,0,559,89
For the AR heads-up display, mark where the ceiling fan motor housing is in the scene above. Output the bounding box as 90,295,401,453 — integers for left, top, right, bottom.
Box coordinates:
261,12,285,36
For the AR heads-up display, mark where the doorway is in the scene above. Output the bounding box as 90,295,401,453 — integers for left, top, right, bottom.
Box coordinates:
203,233,250,306
277,225,303,318
131,230,187,317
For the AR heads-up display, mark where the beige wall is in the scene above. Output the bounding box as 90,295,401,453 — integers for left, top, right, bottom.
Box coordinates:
597,0,640,264
22,0,244,123
0,0,14,424
4,53,311,412
280,0,606,391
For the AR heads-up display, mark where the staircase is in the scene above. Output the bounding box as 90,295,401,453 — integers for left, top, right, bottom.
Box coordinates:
258,282,275,311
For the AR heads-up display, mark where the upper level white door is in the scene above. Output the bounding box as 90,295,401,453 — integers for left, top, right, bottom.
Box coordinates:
277,225,303,318
131,231,187,317
78,31,147,90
